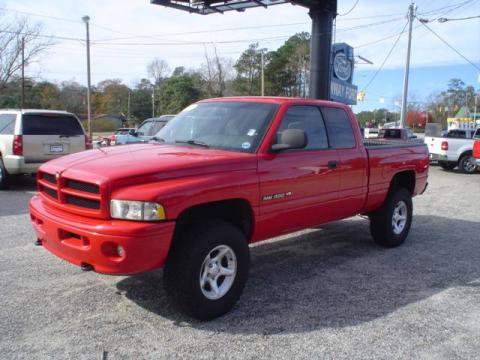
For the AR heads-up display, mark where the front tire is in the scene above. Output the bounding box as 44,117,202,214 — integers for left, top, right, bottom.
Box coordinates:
164,220,250,320
438,161,456,171
0,159,10,190
369,188,413,247
458,155,477,174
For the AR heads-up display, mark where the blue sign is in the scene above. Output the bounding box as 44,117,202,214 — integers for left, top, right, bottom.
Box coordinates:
330,78,358,105
330,43,357,105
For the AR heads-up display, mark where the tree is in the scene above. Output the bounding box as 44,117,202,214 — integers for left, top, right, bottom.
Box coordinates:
425,78,479,128
264,32,310,97
0,15,51,90
58,81,86,115
233,43,267,96
94,79,130,115
147,58,169,86
200,46,233,98
130,78,153,124
159,74,202,114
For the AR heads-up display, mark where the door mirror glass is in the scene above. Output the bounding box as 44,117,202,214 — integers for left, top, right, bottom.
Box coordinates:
272,129,307,151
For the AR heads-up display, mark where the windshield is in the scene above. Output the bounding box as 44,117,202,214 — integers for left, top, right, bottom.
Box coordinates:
155,101,278,152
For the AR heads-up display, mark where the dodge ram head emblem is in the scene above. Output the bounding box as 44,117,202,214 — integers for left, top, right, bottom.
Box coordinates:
55,172,60,180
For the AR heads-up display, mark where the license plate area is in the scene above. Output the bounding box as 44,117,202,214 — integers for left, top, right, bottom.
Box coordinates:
49,144,64,153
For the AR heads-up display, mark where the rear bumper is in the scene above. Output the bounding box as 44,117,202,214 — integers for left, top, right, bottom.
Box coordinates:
29,195,175,275
3,155,42,174
429,153,449,162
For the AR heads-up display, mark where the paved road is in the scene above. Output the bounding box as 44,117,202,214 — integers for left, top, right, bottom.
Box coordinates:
1,167,479,359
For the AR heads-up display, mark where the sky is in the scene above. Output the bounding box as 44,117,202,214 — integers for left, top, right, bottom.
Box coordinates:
1,0,479,112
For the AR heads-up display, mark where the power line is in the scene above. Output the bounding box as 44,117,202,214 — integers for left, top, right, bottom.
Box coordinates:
417,19,480,71
0,29,83,43
361,21,409,91
438,14,480,21
0,7,82,24
338,0,360,16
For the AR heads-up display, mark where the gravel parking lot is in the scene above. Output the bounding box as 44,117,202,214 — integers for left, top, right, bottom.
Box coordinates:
1,166,479,359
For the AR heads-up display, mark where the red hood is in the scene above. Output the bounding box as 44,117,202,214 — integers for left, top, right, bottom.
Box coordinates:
40,143,257,186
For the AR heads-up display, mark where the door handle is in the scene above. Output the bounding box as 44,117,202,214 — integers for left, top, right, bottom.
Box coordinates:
328,160,338,169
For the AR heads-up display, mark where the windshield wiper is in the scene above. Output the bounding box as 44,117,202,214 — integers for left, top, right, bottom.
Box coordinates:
175,139,209,148
152,136,165,142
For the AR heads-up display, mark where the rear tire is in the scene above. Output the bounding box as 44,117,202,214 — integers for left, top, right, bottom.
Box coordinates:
164,220,250,320
458,155,477,174
438,161,456,171
0,159,10,190
369,188,413,247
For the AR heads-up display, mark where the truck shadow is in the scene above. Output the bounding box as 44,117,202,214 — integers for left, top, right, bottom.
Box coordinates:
116,215,480,334
0,176,37,216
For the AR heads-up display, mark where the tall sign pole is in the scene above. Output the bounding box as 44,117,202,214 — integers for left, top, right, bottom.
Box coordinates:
309,2,336,100
82,15,92,138
400,2,416,128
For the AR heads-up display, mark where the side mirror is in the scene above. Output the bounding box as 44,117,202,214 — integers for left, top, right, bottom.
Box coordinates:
129,129,138,137
271,128,307,152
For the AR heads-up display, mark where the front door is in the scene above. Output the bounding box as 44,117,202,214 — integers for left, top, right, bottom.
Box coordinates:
257,105,341,240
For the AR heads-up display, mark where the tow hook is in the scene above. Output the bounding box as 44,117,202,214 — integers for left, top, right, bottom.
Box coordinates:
81,263,94,272
35,239,43,246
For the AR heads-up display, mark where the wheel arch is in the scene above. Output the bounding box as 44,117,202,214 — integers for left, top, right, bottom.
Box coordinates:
173,198,255,242
389,170,416,195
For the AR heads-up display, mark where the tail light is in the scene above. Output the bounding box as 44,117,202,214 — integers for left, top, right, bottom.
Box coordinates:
441,141,449,151
85,135,93,150
13,135,23,156
474,141,480,159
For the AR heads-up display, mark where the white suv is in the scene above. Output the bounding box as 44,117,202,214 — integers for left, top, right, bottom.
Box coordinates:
0,109,91,189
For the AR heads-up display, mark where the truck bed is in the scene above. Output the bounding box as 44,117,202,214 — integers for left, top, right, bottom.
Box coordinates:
364,138,426,149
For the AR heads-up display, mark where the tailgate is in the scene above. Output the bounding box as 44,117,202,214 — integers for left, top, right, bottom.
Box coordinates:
425,137,443,155
21,113,85,164
23,135,84,163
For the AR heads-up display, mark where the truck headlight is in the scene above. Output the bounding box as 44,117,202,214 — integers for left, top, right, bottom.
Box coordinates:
110,200,166,221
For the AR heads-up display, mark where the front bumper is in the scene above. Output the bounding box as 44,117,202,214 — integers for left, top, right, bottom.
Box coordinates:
29,195,175,275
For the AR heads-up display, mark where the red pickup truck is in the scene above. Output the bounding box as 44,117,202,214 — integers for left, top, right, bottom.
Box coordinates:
30,97,429,320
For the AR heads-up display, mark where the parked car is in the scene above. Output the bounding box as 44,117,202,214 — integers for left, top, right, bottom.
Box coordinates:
378,127,417,140
0,109,91,189
425,127,480,173
30,97,429,320
99,128,136,147
114,115,175,145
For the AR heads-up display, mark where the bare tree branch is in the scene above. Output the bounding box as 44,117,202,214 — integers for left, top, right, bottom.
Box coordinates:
147,58,169,86
0,15,52,89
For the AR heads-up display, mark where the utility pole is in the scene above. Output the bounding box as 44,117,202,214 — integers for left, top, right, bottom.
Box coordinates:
82,15,92,138
261,52,265,97
127,90,131,122
400,2,416,128
21,36,25,108
152,87,155,117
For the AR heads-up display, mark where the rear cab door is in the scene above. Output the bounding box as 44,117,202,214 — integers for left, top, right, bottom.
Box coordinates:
21,112,86,164
321,105,368,218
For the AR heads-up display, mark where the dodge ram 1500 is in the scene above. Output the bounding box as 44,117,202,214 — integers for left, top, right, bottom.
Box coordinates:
30,97,429,320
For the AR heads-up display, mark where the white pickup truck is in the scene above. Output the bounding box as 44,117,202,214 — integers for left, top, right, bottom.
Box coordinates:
425,128,480,173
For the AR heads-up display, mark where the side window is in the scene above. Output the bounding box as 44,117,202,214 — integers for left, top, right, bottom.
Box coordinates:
322,107,356,149
277,106,328,150
0,114,16,135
